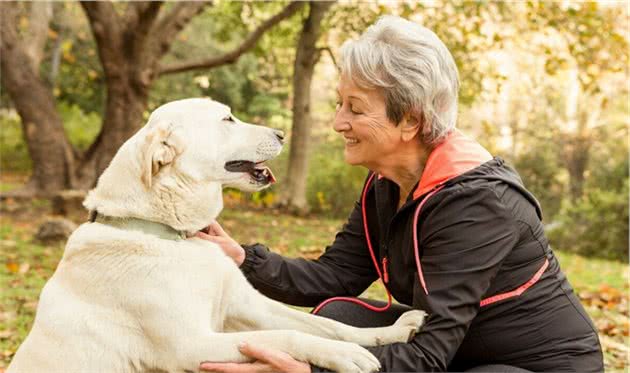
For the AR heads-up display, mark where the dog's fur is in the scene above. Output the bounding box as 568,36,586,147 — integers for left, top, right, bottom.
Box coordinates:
8,98,425,373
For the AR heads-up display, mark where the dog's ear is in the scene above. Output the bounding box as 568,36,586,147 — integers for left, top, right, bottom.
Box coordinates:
139,121,184,188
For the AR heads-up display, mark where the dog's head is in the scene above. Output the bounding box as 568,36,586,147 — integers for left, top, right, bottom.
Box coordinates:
138,98,283,191
84,98,284,231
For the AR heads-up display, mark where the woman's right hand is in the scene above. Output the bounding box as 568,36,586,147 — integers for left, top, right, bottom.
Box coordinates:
195,221,246,266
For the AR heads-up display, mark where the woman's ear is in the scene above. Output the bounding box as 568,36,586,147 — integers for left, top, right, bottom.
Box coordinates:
400,112,422,142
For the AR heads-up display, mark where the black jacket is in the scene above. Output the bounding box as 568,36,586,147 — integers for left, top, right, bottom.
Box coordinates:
240,132,603,372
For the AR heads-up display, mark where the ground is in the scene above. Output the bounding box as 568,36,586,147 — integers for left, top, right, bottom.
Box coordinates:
0,184,628,371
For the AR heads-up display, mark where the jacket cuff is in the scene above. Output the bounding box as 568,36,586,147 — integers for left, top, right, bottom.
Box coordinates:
239,243,269,276
310,364,332,372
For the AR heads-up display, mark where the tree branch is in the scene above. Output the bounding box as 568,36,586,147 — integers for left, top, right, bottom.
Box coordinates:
158,1,305,75
80,1,125,75
24,2,53,69
126,1,163,30
148,2,210,60
124,2,164,63
316,46,337,69
80,1,122,43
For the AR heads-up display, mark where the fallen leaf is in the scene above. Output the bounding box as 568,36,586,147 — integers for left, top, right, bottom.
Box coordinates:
5,262,18,273
18,262,30,274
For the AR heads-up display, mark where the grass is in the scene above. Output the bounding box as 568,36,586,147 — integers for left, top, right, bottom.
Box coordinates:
0,201,628,371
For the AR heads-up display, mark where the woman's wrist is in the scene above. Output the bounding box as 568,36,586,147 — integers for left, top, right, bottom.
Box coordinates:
235,247,246,267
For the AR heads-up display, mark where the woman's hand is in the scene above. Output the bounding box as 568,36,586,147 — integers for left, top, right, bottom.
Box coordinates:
195,221,246,266
199,342,311,373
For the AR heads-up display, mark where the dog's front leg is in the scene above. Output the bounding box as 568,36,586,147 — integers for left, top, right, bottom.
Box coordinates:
180,330,380,373
223,288,426,347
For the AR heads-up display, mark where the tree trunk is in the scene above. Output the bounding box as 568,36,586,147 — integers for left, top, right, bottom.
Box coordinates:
24,2,53,70
282,1,333,213
563,134,590,202
0,3,75,196
74,76,150,188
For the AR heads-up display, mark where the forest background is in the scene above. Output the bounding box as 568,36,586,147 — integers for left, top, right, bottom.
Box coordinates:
0,1,628,370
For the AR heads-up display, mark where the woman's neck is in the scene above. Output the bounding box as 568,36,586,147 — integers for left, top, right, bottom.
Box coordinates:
373,143,431,207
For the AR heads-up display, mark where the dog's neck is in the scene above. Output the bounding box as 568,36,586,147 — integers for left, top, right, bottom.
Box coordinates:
89,211,187,240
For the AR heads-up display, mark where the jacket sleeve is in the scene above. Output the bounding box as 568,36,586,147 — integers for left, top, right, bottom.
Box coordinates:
239,200,379,307
367,187,519,372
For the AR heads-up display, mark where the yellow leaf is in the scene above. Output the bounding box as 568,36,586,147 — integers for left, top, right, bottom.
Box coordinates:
19,16,29,30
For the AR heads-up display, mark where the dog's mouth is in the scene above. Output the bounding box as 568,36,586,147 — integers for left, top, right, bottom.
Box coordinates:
224,160,276,185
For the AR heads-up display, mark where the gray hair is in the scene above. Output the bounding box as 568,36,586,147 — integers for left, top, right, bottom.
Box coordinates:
339,15,460,145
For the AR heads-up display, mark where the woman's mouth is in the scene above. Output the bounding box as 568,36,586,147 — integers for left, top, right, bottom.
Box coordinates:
344,137,359,146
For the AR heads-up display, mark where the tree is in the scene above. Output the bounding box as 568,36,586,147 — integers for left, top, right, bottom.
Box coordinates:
1,2,73,194
280,1,334,213
0,1,304,196
521,2,627,202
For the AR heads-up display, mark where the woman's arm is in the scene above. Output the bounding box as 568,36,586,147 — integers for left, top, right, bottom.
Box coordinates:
238,200,378,306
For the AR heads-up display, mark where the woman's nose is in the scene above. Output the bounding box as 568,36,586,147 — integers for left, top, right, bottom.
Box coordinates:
333,111,351,133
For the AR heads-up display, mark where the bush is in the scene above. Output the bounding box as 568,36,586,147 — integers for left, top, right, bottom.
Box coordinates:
306,138,367,217
0,103,101,173
547,179,629,261
0,109,31,172
514,143,565,222
58,102,101,151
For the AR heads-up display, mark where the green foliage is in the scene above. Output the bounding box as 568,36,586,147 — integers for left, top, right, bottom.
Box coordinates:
0,103,100,173
0,110,31,172
514,141,565,221
547,120,630,261
151,2,295,125
306,138,367,217
57,102,101,151
45,2,105,114
547,179,628,261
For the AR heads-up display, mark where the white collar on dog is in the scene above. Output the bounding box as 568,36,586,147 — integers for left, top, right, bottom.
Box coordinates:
88,211,186,241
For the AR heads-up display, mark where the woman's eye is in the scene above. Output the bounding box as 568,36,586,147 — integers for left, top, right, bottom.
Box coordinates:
335,101,341,111
350,106,361,115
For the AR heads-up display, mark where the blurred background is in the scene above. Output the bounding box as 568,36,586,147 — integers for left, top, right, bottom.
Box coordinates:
0,1,628,370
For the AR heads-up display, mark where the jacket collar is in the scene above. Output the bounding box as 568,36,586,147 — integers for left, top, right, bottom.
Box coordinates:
412,129,493,199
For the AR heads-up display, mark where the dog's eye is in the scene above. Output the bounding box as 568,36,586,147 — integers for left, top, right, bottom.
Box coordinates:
223,116,235,122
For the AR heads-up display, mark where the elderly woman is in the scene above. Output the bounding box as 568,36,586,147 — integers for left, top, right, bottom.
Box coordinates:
198,16,603,373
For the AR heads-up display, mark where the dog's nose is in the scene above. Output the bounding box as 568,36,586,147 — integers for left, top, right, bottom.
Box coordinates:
274,130,285,144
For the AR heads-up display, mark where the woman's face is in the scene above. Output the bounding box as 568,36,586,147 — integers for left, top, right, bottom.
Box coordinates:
333,74,402,170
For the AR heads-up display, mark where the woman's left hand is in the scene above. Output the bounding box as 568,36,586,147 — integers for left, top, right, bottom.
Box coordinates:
199,342,311,373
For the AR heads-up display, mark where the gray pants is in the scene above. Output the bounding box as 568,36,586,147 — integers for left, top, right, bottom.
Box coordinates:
313,298,531,373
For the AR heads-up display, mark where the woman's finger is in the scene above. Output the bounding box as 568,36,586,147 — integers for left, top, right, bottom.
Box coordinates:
199,361,270,373
195,231,227,244
239,342,280,363
208,221,229,237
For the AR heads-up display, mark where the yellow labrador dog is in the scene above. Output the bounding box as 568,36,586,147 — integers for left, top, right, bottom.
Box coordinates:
8,98,425,373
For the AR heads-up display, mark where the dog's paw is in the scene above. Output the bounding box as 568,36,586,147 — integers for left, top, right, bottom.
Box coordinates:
393,309,427,342
309,341,380,373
